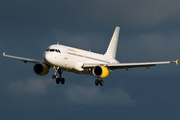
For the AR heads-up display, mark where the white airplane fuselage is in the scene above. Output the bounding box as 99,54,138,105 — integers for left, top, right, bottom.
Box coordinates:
43,44,119,74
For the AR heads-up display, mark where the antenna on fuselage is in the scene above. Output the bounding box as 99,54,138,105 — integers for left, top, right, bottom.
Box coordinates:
57,42,59,45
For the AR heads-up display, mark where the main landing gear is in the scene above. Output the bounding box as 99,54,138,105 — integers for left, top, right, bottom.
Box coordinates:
95,79,104,86
52,67,65,84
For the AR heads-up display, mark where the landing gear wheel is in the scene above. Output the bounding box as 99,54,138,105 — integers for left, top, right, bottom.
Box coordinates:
56,78,61,84
95,79,100,86
100,80,104,86
95,79,104,86
61,78,65,84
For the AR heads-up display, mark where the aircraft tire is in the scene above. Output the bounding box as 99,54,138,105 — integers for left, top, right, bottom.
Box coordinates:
100,80,104,86
95,79,99,86
56,78,61,84
61,78,65,84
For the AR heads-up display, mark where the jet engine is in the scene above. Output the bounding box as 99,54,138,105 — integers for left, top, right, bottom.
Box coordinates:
33,63,49,76
92,65,109,78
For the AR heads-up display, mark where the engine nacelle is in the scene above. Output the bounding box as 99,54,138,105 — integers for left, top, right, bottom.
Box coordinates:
33,63,49,76
92,65,109,78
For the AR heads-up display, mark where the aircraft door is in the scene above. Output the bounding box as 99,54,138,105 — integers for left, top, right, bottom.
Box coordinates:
60,47,69,67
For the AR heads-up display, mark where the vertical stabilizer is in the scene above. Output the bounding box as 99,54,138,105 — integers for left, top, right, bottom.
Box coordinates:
104,26,120,59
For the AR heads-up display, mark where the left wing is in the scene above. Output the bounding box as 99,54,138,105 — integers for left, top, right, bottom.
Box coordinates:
3,52,44,63
83,59,178,71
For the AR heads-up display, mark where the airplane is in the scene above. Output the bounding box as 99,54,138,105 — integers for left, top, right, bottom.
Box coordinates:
3,26,178,86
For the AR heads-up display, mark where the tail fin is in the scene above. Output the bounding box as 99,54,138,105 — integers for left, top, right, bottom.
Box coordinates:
104,26,120,59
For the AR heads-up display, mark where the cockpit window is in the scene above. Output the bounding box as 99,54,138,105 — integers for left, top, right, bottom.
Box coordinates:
46,49,61,53
50,49,55,52
56,49,61,53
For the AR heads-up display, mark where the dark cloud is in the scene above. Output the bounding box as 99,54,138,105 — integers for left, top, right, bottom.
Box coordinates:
8,78,52,95
8,78,137,107
1,0,180,120
1,0,180,31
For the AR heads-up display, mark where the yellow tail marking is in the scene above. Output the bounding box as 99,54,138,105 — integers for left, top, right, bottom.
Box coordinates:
176,59,178,65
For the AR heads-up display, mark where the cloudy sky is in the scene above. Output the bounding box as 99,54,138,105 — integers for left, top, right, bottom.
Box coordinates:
1,0,180,119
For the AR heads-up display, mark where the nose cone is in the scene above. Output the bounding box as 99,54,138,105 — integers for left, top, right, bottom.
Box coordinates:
43,52,53,65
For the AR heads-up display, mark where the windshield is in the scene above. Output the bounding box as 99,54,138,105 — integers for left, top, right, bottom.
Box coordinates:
46,49,61,53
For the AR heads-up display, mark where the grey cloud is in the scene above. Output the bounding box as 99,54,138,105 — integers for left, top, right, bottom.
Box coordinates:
58,77,137,107
8,77,136,107
8,78,53,95
59,85,137,106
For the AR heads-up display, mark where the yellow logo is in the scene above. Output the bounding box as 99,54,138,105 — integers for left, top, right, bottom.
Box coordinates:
74,50,79,53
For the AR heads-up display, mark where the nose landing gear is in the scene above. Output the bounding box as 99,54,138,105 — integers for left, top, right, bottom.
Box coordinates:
52,67,65,84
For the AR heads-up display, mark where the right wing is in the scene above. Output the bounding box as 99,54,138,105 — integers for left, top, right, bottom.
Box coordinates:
83,59,178,71
106,60,178,71
3,52,44,64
